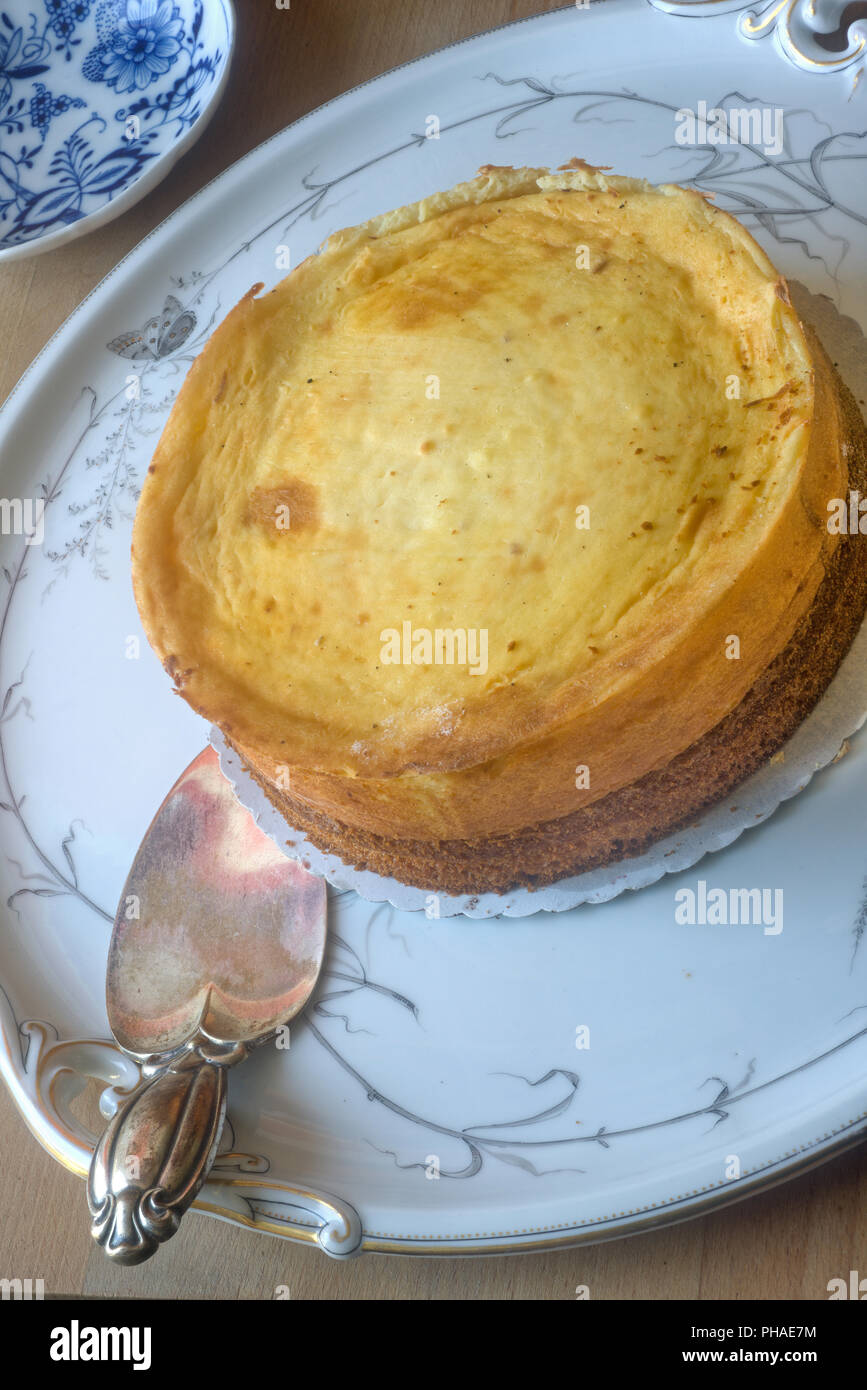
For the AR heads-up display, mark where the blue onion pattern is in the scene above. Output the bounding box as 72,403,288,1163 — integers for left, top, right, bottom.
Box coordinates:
0,0,226,249
83,1,184,95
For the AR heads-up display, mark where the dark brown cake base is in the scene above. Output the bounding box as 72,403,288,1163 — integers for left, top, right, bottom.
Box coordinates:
231,372,867,895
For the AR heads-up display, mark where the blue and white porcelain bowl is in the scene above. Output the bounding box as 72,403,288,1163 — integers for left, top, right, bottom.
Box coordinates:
0,0,234,259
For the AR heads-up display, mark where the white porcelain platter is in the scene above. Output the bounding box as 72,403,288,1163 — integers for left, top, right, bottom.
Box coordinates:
2,0,867,1257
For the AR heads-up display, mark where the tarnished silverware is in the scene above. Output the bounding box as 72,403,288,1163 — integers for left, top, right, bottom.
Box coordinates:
87,745,327,1264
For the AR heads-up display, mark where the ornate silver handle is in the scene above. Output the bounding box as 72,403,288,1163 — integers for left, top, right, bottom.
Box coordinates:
87,1043,243,1264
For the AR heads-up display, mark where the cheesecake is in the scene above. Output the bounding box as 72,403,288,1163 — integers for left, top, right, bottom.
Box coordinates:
132,163,867,892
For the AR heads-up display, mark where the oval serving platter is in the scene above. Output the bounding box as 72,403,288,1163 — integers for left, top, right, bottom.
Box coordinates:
2,0,867,1257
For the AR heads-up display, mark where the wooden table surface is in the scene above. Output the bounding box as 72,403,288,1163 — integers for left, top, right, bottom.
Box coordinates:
0,0,864,1301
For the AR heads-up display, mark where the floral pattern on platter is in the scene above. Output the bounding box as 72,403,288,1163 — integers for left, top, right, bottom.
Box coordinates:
0,0,229,250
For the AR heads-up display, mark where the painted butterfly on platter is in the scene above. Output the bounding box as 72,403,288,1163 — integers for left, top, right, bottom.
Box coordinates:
106,294,197,361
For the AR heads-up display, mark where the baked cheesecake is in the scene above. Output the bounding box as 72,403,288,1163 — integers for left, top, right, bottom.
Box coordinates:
132,163,867,893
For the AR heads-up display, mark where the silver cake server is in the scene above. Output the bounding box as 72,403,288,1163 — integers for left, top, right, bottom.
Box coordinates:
87,745,327,1264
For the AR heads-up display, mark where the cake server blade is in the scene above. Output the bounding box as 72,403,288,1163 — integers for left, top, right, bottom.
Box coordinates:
87,745,327,1264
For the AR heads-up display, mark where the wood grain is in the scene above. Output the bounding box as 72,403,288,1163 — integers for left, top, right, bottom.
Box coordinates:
0,0,863,1300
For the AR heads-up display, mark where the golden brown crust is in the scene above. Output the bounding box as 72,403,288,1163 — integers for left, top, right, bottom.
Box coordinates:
228,328,854,849
131,163,867,895
230,357,867,894
134,165,839,801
